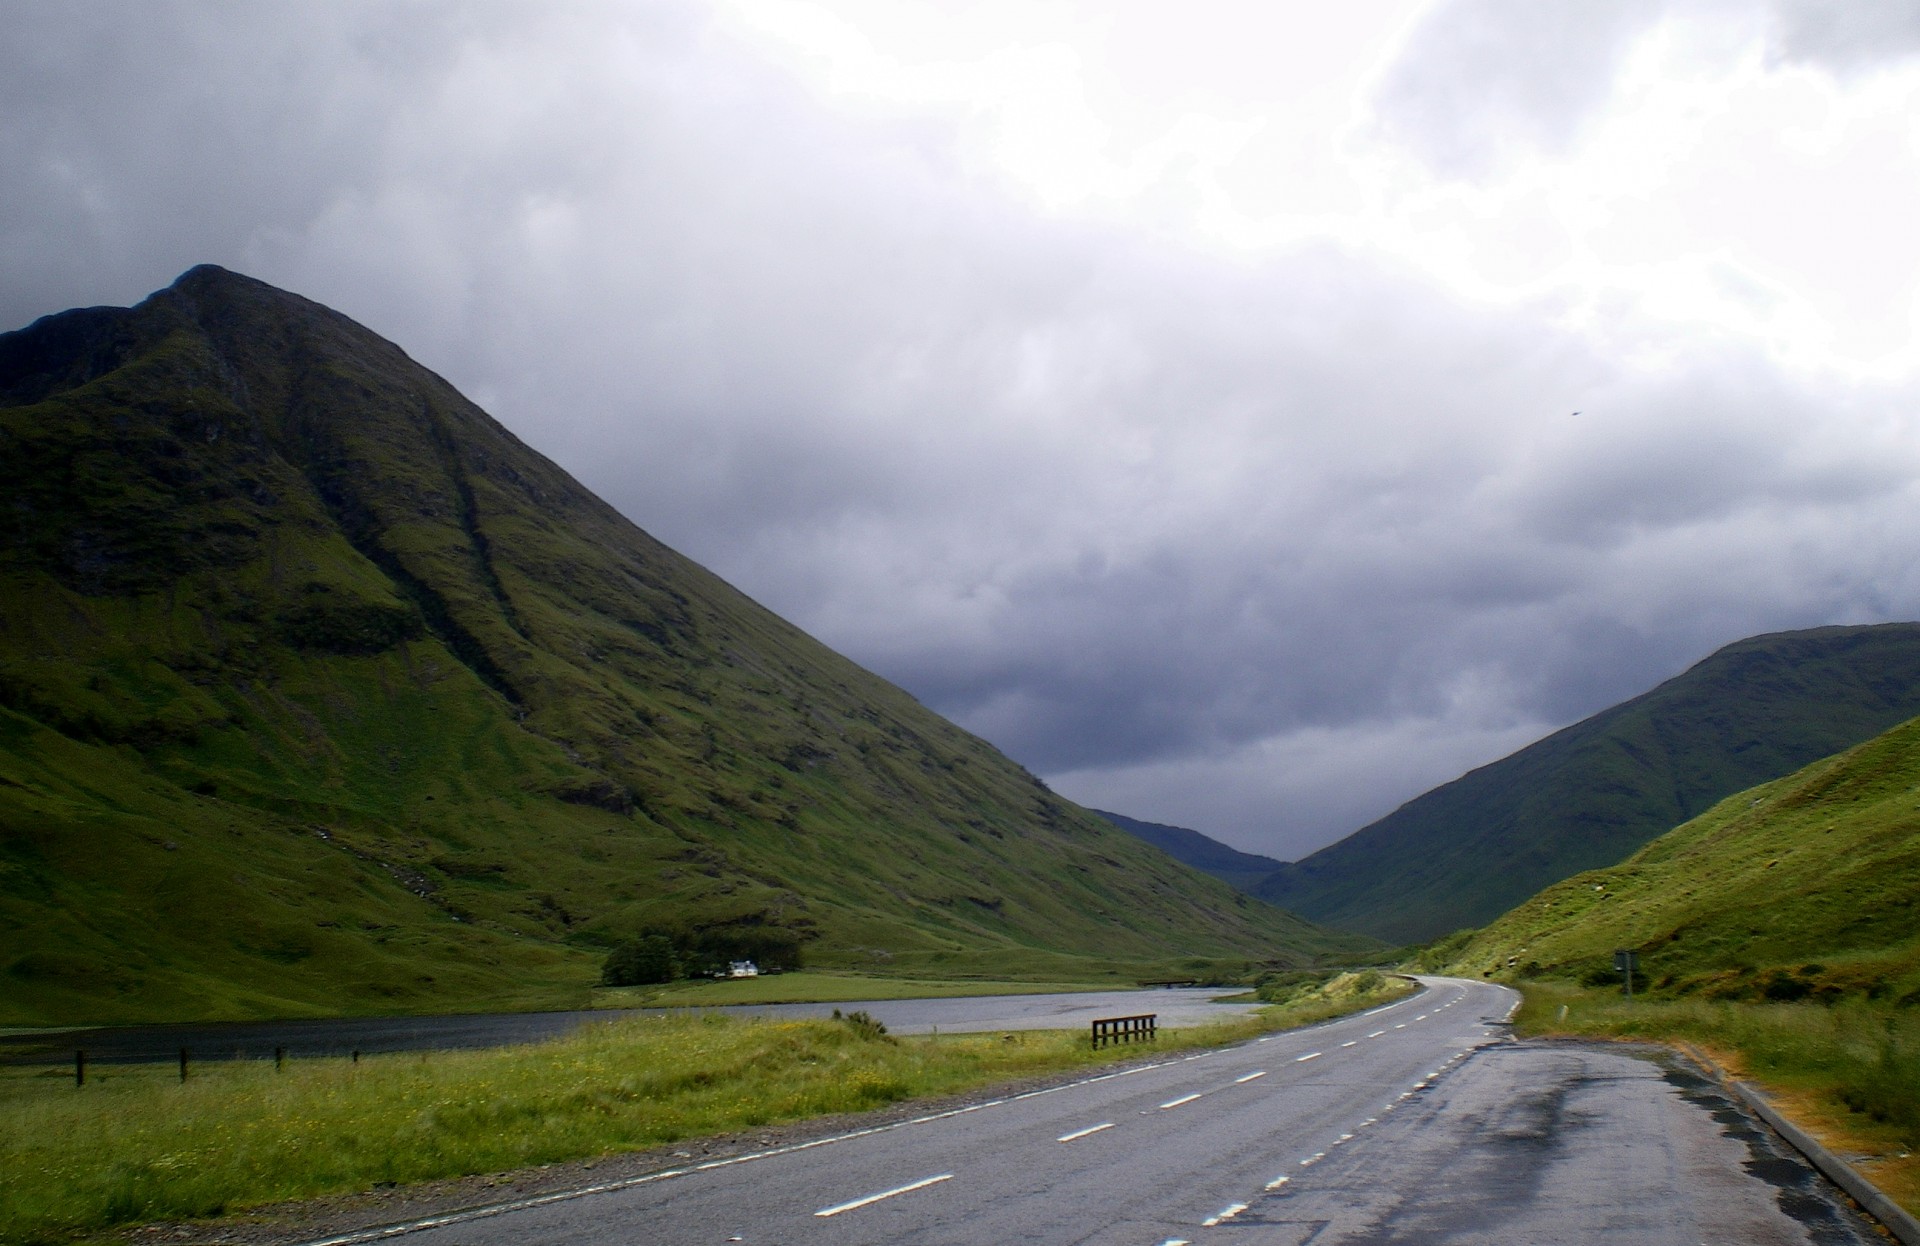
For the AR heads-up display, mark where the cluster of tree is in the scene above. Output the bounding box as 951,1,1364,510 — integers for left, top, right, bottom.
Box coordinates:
601,923,805,986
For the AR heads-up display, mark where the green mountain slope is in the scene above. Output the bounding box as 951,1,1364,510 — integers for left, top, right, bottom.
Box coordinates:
1432,712,1920,1006
1095,810,1285,893
0,266,1370,1025
1256,624,1920,944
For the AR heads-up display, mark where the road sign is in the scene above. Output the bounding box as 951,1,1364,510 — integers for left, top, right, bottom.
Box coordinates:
1613,949,1640,998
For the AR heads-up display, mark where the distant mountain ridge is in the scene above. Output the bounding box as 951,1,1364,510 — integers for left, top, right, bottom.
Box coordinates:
1256,624,1920,945
0,266,1369,1024
1094,810,1285,892
1436,710,1920,1006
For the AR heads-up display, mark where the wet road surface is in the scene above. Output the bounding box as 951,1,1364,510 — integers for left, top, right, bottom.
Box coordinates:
280,976,1887,1245
1226,1040,1880,1245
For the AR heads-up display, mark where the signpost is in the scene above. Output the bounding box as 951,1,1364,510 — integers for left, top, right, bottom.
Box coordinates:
1613,948,1640,998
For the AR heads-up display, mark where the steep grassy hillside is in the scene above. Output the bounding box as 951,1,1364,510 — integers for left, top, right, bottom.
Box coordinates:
0,266,1370,1025
1431,713,1920,1002
1257,624,1920,944
1096,810,1285,893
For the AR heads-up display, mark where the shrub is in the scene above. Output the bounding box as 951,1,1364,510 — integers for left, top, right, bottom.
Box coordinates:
1761,970,1812,1002
831,1008,892,1042
1254,971,1326,1005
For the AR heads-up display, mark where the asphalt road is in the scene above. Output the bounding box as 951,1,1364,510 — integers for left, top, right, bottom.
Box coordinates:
297,976,1885,1245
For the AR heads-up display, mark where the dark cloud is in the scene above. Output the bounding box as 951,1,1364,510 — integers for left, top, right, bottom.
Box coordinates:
7,1,1920,860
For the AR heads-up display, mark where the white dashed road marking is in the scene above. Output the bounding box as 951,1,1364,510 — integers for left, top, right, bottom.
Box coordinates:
1056,1123,1114,1143
814,1174,952,1218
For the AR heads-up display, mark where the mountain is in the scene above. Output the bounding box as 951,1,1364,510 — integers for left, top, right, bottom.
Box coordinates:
1095,810,1286,893
1432,711,1920,1006
1255,624,1920,945
0,266,1371,1025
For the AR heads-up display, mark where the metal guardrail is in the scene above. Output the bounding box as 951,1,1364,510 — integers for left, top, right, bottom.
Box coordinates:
1091,1013,1157,1049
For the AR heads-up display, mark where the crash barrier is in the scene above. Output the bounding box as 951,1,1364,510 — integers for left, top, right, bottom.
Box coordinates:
1091,1013,1157,1049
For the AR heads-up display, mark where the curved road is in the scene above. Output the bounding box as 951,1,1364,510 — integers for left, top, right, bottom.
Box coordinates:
295,976,1882,1245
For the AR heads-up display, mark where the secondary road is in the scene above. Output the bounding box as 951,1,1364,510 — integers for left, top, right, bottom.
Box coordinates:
296,976,1883,1245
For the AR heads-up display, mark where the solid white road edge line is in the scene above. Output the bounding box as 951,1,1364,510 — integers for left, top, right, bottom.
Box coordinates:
814,1173,953,1218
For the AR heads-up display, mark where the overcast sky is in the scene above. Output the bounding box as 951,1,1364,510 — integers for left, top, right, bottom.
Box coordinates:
8,0,1920,860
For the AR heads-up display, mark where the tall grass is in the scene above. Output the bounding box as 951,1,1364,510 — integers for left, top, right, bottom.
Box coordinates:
0,978,1405,1245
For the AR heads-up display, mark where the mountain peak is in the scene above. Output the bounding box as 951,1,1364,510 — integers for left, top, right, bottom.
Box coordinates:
0,272,1371,1023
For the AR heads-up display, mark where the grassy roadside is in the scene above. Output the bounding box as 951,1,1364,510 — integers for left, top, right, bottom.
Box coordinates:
1513,981,1920,1215
0,974,1410,1245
